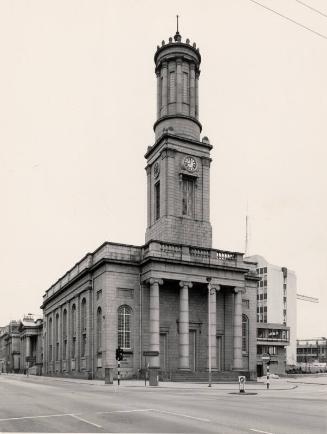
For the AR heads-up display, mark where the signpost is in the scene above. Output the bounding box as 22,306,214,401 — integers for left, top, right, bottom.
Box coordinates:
262,353,271,389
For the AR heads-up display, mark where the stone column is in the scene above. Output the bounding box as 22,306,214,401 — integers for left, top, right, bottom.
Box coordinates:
210,285,220,370
162,62,168,116
179,281,193,369
190,64,196,117
156,71,161,118
149,278,163,368
233,287,243,370
195,72,200,118
26,336,31,358
176,58,183,113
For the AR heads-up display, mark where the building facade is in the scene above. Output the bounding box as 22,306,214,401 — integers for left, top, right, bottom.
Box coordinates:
41,29,259,382
246,255,297,374
0,315,43,374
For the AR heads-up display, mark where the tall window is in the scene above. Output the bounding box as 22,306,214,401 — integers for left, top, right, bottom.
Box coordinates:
81,298,86,331
55,313,60,361
183,72,189,103
48,317,53,362
97,307,102,352
71,304,76,336
118,305,132,349
155,182,160,221
63,309,67,360
242,314,249,354
169,71,175,102
71,304,76,359
63,309,67,338
81,298,87,357
182,177,194,217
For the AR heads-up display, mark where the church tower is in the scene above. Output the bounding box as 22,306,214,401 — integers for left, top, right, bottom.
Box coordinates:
145,27,213,248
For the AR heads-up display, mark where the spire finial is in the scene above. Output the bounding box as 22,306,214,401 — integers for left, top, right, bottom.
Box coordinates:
174,14,182,42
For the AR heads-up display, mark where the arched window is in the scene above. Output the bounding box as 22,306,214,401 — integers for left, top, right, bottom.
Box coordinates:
63,309,67,360
242,314,249,354
55,313,60,360
71,304,76,336
118,305,132,349
63,309,67,338
97,307,102,352
71,304,76,359
81,298,87,357
48,317,53,362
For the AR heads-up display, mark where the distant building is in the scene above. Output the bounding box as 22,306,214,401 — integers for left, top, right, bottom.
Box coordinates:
246,255,297,375
40,28,259,383
297,338,327,364
0,315,43,374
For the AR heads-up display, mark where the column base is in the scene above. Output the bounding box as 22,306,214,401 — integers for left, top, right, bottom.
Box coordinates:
104,367,114,384
149,367,159,386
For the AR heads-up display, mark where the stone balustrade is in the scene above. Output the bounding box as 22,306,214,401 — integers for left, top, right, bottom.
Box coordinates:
44,240,244,301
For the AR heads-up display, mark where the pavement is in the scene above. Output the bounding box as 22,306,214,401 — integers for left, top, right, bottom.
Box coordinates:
0,372,313,389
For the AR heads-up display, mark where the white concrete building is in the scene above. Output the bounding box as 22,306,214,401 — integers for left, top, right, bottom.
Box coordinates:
246,255,297,367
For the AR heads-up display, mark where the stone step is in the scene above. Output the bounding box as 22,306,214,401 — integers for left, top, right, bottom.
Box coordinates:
169,370,248,382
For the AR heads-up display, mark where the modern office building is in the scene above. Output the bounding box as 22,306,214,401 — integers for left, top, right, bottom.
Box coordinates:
246,255,297,375
297,338,327,365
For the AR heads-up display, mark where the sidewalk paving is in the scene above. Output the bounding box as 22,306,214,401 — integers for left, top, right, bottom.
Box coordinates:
1,373,300,390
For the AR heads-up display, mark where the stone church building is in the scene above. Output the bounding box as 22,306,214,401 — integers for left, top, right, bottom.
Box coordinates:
41,28,258,382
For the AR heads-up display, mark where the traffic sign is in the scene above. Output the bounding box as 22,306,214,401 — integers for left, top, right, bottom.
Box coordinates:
262,353,271,362
143,351,159,357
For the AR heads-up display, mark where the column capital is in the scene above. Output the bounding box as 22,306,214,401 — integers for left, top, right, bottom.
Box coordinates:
148,278,163,286
211,284,221,293
179,281,193,289
234,286,245,294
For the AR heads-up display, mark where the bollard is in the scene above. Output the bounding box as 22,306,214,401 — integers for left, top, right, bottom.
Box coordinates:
238,376,246,393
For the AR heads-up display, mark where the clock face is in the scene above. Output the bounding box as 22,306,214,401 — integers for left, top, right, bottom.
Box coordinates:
184,156,197,172
153,161,160,178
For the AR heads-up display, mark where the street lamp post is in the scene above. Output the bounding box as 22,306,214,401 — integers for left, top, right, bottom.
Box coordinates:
207,277,212,388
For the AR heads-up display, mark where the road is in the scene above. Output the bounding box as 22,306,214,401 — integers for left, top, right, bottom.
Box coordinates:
0,374,326,433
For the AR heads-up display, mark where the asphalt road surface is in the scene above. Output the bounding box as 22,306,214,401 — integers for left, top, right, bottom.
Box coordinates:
0,374,326,433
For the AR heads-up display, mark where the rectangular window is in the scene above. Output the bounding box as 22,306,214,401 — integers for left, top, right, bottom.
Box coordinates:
169,71,175,102
182,177,194,217
183,72,189,103
72,338,76,358
63,340,67,360
56,343,59,361
81,334,87,357
155,182,160,221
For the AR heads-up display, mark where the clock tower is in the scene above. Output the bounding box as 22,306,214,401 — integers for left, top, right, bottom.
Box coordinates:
145,29,212,248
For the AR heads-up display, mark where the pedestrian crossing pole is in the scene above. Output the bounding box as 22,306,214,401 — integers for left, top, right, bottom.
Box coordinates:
266,361,270,389
117,360,120,387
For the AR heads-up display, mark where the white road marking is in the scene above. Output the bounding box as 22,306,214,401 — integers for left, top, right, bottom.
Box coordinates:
96,408,154,415
151,408,211,422
0,413,73,422
69,414,102,428
250,429,275,434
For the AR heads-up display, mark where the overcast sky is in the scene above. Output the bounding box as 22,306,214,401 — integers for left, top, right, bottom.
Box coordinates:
0,0,326,339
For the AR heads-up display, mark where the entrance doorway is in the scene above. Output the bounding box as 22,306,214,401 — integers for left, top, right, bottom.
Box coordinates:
160,333,168,371
216,336,223,371
189,330,197,371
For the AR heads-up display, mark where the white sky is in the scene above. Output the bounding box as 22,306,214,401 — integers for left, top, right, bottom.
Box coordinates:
0,0,326,339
